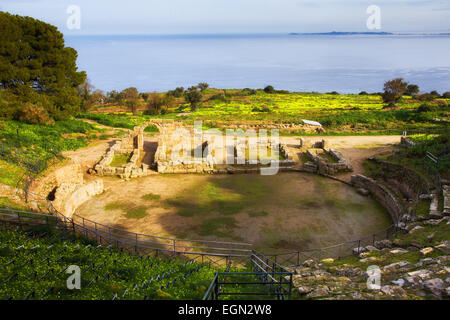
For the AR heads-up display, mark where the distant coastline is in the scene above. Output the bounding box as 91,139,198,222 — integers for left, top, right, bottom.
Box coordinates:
289,31,450,36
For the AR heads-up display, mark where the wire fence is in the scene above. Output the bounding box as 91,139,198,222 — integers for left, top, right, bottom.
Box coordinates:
0,142,61,175
1,206,253,268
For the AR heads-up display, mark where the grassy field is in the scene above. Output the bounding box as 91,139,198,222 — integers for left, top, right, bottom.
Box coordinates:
0,224,224,300
82,90,449,135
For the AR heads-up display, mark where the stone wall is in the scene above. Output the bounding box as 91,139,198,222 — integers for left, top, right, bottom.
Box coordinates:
401,136,417,148
224,122,324,133
30,160,84,199
52,179,104,218
351,174,405,224
305,148,353,175
94,123,157,179
375,160,432,195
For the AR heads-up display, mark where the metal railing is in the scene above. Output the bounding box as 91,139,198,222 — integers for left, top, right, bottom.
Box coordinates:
203,254,293,300
260,223,402,267
1,206,253,267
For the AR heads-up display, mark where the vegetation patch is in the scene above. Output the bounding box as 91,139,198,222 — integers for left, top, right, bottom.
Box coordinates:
199,217,237,237
109,154,130,167
248,211,269,218
0,160,26,187
141,193,161,201
125,206,149,219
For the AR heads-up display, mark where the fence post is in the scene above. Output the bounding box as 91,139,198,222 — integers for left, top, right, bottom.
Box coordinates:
135,233,138,254
173,240,176,253
82,217,87,238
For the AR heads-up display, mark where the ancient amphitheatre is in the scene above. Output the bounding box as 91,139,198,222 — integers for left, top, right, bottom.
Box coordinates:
35,118,402,255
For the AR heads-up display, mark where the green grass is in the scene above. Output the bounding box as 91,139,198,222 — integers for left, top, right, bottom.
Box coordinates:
0,197,27,210
0,160,26,187
109,154,129,167
0,119,104,187
141,193,161,201
415,199,431,216
76,113,145,129
80,90,450,136
0,120,101,158
104,201,128,211
0,224,220,300
318,152,338,163
125,206,149,219
104,201,149,219
199,217,237,237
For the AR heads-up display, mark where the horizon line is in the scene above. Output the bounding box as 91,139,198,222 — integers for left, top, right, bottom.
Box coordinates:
64,31,450,37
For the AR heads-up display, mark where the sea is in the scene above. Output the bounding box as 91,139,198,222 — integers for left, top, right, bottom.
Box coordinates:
65,33,450,93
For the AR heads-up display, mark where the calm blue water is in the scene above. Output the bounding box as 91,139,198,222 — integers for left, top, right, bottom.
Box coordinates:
65,34,450,93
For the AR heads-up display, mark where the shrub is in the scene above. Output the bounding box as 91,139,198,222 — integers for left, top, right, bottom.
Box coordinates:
198,83,209,92
167,87,185,98
252,105,271,112
17,104,54,125
359,91,368,95
242,88,257,95
208,93,227,102
430,90,440,98
442,92,450,99
416,93,435,102
416,104,435,113
406,84,419,96
382,102,397,109
263,86,275,94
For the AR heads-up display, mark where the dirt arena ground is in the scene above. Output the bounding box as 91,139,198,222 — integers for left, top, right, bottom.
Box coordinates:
69,132,399,253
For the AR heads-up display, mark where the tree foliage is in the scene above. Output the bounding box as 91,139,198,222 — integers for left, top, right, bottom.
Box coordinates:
406,84,419,96
0,12,86,120
264,85,275,94
382,78,408,103
184,86,203,111
198,82,209,92
144,92,174,115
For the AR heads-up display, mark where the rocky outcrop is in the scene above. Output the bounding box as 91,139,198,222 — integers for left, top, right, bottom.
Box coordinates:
290,184,450,300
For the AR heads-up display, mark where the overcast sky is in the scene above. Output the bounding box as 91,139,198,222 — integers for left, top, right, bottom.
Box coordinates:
1,0,449,35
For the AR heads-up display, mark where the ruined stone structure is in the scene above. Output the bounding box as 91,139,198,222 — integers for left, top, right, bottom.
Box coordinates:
93,119,302,176
94,120,178,178
351,174,405,225
154,122,215,174
302,143,353,175
223,120,324,133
